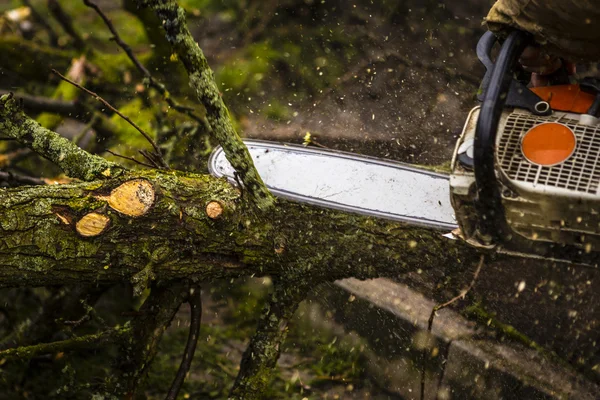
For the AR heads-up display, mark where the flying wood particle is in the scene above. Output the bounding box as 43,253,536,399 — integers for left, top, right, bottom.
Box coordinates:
76,213,110,237
206,201,223,219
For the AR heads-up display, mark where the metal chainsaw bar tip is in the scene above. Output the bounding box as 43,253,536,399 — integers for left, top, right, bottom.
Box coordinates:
208,140,457,230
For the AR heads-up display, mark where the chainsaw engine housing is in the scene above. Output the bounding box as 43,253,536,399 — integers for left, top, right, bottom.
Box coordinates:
451,102,600,260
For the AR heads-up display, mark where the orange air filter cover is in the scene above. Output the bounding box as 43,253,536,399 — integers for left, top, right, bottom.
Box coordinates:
521,122,577,166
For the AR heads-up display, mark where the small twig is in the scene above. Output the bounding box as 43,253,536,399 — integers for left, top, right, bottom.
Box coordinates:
51,69,169,168
307,138,329,149
62,314,90,328
83,0,149,76
106,149,155,169
21,0,59,46
428,255,485,330
420,255,485,400
139,149,162,168
0,327,128,362
47,0,85,50
62,299,107,329
166,286,202,400
83,0,208,127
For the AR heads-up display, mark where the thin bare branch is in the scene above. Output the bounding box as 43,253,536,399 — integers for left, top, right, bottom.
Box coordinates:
21,0,59,46
105,149,156,169
166,286,202,400
428,255,485,328
83,0,208,127
51,69,169,168
139,149,162,168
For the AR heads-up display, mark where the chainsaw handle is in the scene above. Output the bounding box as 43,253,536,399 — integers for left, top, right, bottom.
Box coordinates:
474,30,532,242
476,31,497,100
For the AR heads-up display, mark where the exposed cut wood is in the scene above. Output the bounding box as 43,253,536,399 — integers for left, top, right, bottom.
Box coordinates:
76,212,110,237
97,179,155,217
206,201,223,219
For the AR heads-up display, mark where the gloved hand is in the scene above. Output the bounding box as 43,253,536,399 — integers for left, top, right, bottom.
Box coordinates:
519,46,576,87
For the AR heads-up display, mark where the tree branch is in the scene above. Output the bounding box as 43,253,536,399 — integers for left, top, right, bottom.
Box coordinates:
0,163,481,290
230,281,311,399
0,94,123,181
21,0,60,47
0,326,129,361
47,0,86,50
0,90,79,116
120,282,190,396
0,171,45,187
138,0,275,209
51,69,169,168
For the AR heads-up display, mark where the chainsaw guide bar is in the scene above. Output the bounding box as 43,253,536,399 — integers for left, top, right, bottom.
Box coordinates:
208,140,457,231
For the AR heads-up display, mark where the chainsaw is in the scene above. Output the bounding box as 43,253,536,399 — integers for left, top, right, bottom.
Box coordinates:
209,30,600,266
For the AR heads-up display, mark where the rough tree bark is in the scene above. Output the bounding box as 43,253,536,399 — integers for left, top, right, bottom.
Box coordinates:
0,92,476,287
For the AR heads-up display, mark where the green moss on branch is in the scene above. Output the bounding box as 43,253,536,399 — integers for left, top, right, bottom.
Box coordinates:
230,282,312,399
0,94,123,181
139,0,275,210
0,165,479,289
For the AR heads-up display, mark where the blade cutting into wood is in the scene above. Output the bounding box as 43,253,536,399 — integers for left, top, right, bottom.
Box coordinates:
208,140,456,230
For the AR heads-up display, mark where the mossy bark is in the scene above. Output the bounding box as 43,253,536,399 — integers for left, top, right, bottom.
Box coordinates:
0,95,122,181
0,162,481,289
230,281,313,399
139,0,275,210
